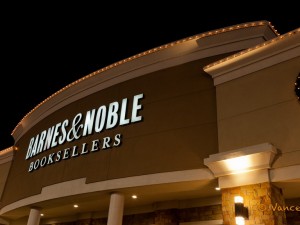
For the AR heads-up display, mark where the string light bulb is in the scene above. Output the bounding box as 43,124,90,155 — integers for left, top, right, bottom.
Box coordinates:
295,74,300,101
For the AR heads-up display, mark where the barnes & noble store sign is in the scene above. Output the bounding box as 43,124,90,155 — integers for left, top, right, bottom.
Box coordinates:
25,93,144,172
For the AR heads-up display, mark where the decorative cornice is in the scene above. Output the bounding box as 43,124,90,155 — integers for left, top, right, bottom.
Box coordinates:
204,143,278,177
204,28,300,86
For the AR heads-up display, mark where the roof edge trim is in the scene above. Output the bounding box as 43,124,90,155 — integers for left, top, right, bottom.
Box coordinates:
11,21,277,138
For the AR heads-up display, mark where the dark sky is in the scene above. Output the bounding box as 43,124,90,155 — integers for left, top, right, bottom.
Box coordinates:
1,6,299,150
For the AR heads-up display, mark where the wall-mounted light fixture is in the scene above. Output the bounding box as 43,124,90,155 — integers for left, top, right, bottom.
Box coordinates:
234,196,248,225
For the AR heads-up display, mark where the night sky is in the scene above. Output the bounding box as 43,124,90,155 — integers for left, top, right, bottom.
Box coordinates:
1,6,299,150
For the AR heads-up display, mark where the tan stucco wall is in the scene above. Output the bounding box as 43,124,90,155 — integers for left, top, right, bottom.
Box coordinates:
0,161,12,201
1,57,220,207
216,56,300,169
9,217,26,225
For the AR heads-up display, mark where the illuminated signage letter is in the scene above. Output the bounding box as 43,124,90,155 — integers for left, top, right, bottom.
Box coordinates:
44,126,55,151
95,106,106,133
51,122,62,148
58,119,69,145
36,130,47,154
83,109,96,136
131,93,144,122
120,98,130,125
26,138,35,160
106,102,119,129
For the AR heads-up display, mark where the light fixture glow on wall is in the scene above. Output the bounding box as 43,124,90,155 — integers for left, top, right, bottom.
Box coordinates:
234,196,248,225
132,195,138,199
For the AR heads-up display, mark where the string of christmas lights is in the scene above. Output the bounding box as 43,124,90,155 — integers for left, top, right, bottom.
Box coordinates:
10,21,279,135
295,74,300,101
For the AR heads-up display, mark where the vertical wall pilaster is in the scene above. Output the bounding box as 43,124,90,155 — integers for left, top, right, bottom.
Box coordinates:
107,192,124,225
221,182,287,225
27,207,41,225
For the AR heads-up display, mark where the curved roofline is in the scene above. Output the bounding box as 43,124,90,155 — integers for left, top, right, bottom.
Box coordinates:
11,20,278,142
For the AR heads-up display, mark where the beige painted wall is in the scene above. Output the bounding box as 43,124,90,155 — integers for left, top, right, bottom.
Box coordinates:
8,217,26,225
216,56,300,168
0,162,12,202
1,57,220,207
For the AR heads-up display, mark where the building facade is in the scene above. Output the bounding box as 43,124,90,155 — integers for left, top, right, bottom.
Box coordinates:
0,21,299,225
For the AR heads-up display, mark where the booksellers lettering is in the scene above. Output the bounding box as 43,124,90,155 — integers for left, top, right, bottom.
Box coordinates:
25,93,144,172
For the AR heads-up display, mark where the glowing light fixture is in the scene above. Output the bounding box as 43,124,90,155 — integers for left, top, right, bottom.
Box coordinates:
132,195,138,199
234,196,244,203
234,196,248,225
73,204,79,208
235,216,245,225
225,156,250,173
204,143,278,177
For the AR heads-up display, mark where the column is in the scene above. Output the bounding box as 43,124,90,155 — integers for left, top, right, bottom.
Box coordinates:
27,207,41,225
107,192,124,225
222,182,287,225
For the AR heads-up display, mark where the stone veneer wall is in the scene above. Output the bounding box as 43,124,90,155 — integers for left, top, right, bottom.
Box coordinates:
222,182,287,225
286,211,300,225
46,204,223,225
285,198,300,225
